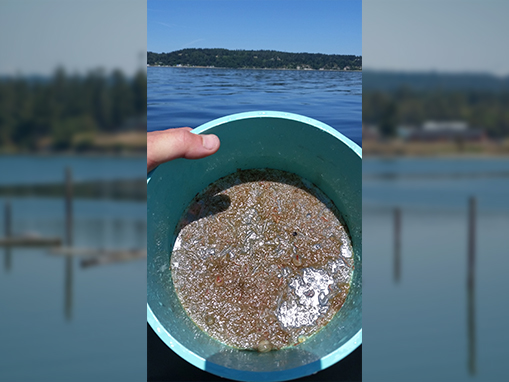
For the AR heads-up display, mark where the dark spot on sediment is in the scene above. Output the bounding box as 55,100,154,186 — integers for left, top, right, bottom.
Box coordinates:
205,315,215,325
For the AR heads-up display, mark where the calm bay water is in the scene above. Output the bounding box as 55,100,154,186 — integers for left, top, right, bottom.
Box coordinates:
0,155,144,185
363,158,509,381
147,67,362,147
0,156,146,382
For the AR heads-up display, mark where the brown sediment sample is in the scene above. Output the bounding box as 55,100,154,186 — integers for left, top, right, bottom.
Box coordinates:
170,169,354,351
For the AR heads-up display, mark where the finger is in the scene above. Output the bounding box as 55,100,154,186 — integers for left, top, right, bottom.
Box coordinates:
147,127,220,172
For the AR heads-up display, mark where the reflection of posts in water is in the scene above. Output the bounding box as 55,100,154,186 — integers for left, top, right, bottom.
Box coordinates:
467,197,476,375
4,201,12,271
467,276,476,375
64,168,74,321
5,200,12,237
467,197,475,290
65,256,73,321
112,218,123,244
394,207,401,283
135,219,146,250
4,245,11,271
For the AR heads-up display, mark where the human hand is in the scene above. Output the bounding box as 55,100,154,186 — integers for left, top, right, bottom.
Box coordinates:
147,127,220,172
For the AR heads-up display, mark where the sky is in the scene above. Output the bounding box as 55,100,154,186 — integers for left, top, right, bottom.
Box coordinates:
0,0,146,76
1,1,507,76
148,0,362,56
363,0,509,76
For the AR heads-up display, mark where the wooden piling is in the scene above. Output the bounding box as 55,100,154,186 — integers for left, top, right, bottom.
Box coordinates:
394,207,401,282
1,200,61,247
4,246,11,271
467,275,476,375
64,167,73,321
4,201,12,271
5,200,11,238
65,255,73,321
65,167,73,246
467,197,476,289
467,196,476,375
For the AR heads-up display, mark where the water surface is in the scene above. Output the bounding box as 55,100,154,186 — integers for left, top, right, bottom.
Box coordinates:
363,158,509,381
148,67,362,147
0,156,146,382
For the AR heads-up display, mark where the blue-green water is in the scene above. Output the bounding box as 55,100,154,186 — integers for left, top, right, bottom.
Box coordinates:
0,155,144,185
363,157,509,381
147,67,362,147
0,156,146,382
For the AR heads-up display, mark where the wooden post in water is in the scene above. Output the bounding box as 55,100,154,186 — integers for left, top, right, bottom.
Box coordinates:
467,196,476,375
394,207,401,283
467,197,476,289
4,201,12,271
65,167,73,246
5,200,12,238
64,167,74,321
65,256,73,321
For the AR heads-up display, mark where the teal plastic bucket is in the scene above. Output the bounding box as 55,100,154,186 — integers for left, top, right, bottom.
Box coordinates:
147,111,362,381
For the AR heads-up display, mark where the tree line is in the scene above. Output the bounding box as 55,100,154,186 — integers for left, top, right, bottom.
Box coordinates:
148,48,362,71
0,68,147,151
363,70,509,92
363,86,509,138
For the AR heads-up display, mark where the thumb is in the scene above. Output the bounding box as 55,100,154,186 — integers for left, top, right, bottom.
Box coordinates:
147,127,220,172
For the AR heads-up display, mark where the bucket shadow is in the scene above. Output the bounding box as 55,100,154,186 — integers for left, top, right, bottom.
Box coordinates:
176,193,232,232
175,168,348,238
205,347,321,378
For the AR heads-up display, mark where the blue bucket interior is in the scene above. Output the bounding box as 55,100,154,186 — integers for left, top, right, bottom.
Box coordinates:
147,111,362,381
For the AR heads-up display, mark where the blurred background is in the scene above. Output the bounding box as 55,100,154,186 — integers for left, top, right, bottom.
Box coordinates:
3,0,509,381
363,1,509,381
0,1,147,381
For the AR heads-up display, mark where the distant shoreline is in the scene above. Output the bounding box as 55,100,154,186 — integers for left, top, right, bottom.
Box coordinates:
147,65,362,73
363,139,509,158
0,131,146,157
148,48,361,72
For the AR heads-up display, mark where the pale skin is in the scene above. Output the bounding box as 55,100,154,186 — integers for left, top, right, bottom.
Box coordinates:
147,127,220,172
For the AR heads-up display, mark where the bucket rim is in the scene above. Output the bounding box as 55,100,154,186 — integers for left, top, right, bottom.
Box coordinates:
147,111,362,184
191,110,362,159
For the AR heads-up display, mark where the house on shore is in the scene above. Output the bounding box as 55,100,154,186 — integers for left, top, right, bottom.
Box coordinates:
406,121,486,142
363,120,486,142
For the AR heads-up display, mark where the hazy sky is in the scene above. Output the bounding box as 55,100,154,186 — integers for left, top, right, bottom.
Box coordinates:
0,0,146,76
148,0,362,56
2,1,506,76
364,0,509,75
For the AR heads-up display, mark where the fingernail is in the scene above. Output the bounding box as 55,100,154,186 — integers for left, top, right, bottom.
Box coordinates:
202,134,219,150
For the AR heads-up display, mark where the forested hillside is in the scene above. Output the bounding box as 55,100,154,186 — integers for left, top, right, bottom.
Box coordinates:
363,70,509,92
148,48,361,71
0,68,146,151
363,71,509,138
